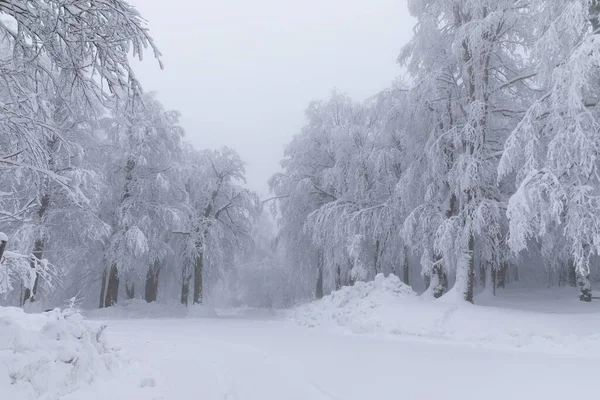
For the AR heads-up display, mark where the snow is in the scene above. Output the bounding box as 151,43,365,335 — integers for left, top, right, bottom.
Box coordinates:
0,306,129,400
86,299,217,320
293,274,600,353
0,232,8,242
4,284,600,399
80,308,599,400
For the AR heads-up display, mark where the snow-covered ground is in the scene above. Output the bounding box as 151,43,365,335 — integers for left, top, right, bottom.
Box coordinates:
3,279,600,399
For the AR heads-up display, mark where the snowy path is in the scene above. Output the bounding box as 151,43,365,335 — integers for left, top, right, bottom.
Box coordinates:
80,315,597,400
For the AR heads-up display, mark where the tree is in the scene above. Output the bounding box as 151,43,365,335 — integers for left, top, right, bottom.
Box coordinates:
0,0,161,306
178,147,260,305
499,0,600,302
400,0,537,302
102,93,184,307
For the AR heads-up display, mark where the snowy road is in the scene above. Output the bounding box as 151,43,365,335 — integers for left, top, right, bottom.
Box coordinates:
77,314,597,400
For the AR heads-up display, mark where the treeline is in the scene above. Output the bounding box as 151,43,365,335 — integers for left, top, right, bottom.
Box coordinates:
0,1,260,308
3,1,600,310
269,0,600,303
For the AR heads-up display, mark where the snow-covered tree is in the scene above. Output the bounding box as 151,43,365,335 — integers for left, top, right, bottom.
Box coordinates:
399,0,538,302
499,0,600,302
178,147,261,305
100,93,184,307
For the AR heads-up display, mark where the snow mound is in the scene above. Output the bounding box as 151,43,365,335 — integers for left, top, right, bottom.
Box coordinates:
0,306,118,399
293,274,600,354
294,273,417,332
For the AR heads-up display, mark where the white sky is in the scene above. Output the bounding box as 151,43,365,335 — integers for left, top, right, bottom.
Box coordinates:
128,0,415,197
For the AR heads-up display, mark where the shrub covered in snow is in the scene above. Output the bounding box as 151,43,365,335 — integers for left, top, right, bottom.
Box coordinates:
0,305,117,399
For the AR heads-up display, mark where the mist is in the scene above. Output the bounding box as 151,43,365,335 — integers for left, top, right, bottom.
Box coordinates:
128,0,414,196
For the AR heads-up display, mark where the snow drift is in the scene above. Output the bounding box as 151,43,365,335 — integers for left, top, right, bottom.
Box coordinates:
293,273,600,353
294,273,417,333
0,306,117,399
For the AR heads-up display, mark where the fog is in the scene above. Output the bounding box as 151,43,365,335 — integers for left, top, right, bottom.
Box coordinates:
127,0,414,196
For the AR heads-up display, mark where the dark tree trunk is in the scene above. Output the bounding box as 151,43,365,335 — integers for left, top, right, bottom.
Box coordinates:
125,281,135,300
99,267,107,308
181,262,191,306
335,264,341,291
431,262,447,299
193,252,203,304
465,233,475,303
403,252,409,285
568,260,577,287
373,239,380,274
347,260,356,286
316,266,324,299
145,261,161,303
0,237,7,261
497,262,507,289
578,271,592,302
104,263,119,307
23,237,44,304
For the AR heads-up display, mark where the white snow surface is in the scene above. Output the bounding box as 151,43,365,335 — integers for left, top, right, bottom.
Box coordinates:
0,306,130,400
3,280,600,399
87,299,217,319
0,232,8,242
293,274,600,353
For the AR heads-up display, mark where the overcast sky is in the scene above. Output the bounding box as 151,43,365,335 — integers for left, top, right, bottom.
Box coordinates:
128,0,415,197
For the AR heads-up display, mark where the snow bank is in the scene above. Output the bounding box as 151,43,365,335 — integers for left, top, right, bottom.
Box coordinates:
294,273,419,333
0,306,118,399
293,274,600,353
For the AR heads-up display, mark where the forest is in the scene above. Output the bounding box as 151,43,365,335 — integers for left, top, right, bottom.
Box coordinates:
2,0,600,314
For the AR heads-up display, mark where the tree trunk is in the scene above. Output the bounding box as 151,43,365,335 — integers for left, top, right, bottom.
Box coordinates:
104,263,119,307
497,262,507,289
193,252,203,304
99,267,107,308
145,260,161,303
484,263,496,296
335,264,341,291
568,260,577,287
373,239,380,274
315,266,324,299
0,236,7,261
125,280,135,300
578,271,592,302
181,259,192,306
465,234,475,303
23,238,44,304
431,263,447,299
403,252,409,285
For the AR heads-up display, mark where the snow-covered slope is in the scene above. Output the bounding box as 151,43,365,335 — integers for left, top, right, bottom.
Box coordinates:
293,274,600,353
